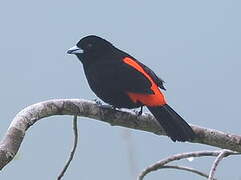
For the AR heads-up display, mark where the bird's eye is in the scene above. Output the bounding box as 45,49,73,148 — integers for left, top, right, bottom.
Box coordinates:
87,43,93,48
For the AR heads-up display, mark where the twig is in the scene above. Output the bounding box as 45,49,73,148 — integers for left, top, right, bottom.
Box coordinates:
161,165,215,180
208,149,232,180
57,115,78,180
138,150,239,180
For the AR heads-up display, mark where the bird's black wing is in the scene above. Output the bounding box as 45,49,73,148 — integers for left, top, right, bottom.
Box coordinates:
117,61,154,94
135,60,166,90
85,60,155,95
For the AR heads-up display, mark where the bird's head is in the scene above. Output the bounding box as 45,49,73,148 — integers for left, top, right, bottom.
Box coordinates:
67,35,114,64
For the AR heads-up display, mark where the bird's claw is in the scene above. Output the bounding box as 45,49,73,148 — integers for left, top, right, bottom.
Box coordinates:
94,99,102,105
94,101,117,110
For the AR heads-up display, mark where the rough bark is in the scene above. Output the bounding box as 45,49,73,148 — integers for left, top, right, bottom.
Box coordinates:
0,99,241,170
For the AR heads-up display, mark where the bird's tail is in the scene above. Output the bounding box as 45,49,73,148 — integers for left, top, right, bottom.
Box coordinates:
147,104,195,142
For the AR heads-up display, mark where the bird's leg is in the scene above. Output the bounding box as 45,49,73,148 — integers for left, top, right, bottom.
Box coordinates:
133,106,143,116
138,106,143,116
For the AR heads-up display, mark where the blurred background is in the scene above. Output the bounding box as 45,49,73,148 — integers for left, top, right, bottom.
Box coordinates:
0,0,241,179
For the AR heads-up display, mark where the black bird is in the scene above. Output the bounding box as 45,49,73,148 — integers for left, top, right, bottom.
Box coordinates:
67,35,195,142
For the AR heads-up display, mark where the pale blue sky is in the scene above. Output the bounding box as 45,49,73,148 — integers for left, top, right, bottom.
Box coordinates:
0,0,241,179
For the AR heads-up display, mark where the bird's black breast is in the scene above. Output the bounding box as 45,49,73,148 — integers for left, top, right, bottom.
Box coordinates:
83,58,152,108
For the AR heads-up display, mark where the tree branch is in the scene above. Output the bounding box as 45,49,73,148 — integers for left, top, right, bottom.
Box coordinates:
0,99,241,170
159,165,214,180
137,150,239,180
208,149,233,180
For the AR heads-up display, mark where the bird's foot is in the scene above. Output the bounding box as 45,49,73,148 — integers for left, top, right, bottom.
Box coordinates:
94,99,102,105
100,104,117,110
94,100,117,110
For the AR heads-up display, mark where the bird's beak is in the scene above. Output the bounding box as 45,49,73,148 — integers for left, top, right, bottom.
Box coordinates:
67,45,83,54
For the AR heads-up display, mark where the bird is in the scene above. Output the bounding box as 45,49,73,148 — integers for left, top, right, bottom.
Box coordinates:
67,35,195,142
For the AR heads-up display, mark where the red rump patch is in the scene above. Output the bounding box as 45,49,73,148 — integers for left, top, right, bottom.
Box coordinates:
123,57,167,106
